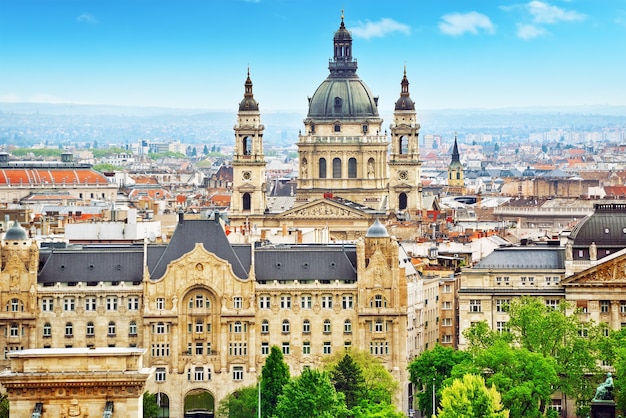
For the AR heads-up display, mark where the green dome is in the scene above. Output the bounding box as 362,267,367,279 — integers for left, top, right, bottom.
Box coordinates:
4,220,28,241
366,218,389,238
307,77,379,121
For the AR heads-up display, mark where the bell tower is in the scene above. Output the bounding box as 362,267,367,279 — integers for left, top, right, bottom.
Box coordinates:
389,67,422,217
231,69,267,217
447,136,465,195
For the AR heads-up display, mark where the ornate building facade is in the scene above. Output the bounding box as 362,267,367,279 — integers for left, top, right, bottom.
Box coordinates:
0,214,422,416
228,16,424,240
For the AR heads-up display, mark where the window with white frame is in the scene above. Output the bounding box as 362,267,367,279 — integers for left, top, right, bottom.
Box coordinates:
342,295,353,309
301,295,312,309
259,295,271,309
496,321,508,333
373,295,384,308
85,297,96,311
442,284,452,293
233,296,243,309
155,367,166,382
232,321,243,333
194,367,204,381
495,276,510,285
321,295,333,309
280,295,291,309
442,301,452,310
9,323,19,337
282,342,290,355
106,297,118,311
601,300,610,313
621,301,626,314
86,322,95,336
344,319,352,333
545,299,559,310
196,320,205,333
129,321,137,336
151,343,170,357
43,323,51,337
323,319,331,333
10,298,20,312
156,298,165,310
495,299,510,312
42,298,54,312
374,319,384,332
282,320,290,333
196,342,203,355
108,321,116,336
64,298,75,311
303,341,311,355
261,342,269,355
127,296,139,310
323,342,332,354
442,318,452,327
233,366,244,381
261,320,269,334
469,299,482,313
442,334,453,343
195,294,204,308
65,322,73,337
302,319,310,334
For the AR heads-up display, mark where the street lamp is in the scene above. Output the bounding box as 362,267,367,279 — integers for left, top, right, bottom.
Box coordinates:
432,377,436,418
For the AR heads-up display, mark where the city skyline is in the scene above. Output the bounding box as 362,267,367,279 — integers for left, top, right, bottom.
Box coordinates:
2,0,626,112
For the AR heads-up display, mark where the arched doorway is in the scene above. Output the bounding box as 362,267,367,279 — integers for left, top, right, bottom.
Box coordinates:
158,392,170,417
184,389,214,418
398,192,408,210
242,193,251,211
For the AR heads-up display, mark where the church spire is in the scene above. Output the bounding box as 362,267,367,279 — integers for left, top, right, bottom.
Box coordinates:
239,68,259,111
451,136,460,165
329,11,357,76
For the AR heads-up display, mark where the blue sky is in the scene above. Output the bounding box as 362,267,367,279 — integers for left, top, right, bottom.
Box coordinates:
1,0,625,112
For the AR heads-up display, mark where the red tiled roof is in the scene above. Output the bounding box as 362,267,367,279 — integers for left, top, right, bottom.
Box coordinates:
0,168,109,186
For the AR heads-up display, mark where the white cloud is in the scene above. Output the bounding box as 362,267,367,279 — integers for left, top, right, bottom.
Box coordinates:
0,93,21,103
438,12,495,36
517,23,549,39
77,13,97,24
350,18,410,40
527,1,585,24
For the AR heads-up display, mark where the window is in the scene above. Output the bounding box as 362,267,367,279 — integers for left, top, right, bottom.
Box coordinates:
495,276,510,285
108,321,116,336
154,322,168,334
207,342,212,355
261,342,269,355
442,301,452,310
195,294,204,308
42,298,54,312
303,341,311,355
301,295,312,309
229,342,247,356
282,342,290,355
85,297,96,311
621,301,626,314
259,295,271,309
233,296,243,309
282,320,290,333
86,322,95,336
261,320,269,334
374,319,384,332
196,342,203,355
578,324,589,338
280,295,292,309
348,158,357,178
577,300,588,313
373,295,385,308
342,295,353,309
321,295,333,309
64,298,75,311
127,296,139,310
332,157,342,178
106,297,118,311
370,341,389,355
233,366,244,381
9,323,19,337
495,299,510,313
469,299,482,313
496,321,508,333
319,158,327,178
156,298,165,310
323,319,331,333
194,367,204,381
155,367,166,382
151,344,170,357
442,335,453,343
233,321,243,333
442,318,452,327
545,299,559,310
601,300,610,313
196,320,204,333
129,321,137,336
442,284,452,293
43,323,51,337
303,319,311,334
65,322,73,337
344,319,352,334
323,342,332,354
10,298,20,312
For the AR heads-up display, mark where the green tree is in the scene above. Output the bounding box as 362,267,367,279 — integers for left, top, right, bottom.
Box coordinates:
203,145,209,155
275,368,348,418
331,353,365,409
350,399,405,418
438,374,509,418
0,393,8,418
142,392,160,418
408,344,472,417
606,328,626,413
261,346,290,418
216,385,258,418
92,163,122,173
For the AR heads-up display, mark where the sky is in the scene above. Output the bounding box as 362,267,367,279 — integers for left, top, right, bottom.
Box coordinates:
1,0,626,112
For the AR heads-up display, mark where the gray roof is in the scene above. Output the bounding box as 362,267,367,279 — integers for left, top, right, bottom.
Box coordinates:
150,217,249,280
255,244,357,282
569,203,626,247
474,247,565,269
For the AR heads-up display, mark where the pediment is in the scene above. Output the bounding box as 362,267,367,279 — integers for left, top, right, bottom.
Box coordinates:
278,199,369,219
236,183,257,192
392,182,414,190
562,248,626,285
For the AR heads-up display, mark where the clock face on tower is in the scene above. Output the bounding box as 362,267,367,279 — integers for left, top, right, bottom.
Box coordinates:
398,171,408,180
242,171,252,181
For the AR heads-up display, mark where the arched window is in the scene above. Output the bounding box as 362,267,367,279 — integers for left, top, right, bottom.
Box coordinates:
242,193,251,211
400,136,409,154
348,158,357,178
399,192,408,210
282,320,290,333
323,319,331,333
302,319,311,334
243,136,252,155
457,172,461,180
9,323,19,337
261,320,269,334
43,323,52,337
129,321,137,336
86,322,95,336
108,321,116,336
333,158,342,178
319,158,327,178
65,322,73,337
344,319,352,333
233,321,242,333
